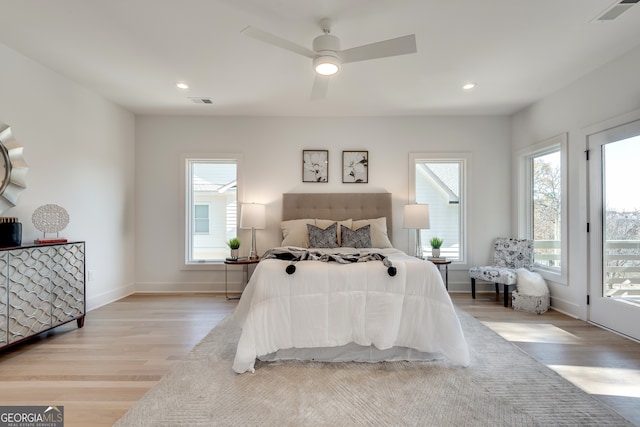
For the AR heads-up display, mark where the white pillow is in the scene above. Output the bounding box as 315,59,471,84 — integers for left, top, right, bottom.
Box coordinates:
315,219,352,246
281,219,314,248
351,217,393,248
516,268,549,296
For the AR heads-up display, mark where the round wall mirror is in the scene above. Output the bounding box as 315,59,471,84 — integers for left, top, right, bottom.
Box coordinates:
0,122,28,215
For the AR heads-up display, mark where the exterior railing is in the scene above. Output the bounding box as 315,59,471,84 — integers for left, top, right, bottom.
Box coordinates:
533,240,561,266
603,240,640,287
430,240,640,288
535,239,639,300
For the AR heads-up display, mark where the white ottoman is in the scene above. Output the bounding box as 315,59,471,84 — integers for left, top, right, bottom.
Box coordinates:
512,290,550,314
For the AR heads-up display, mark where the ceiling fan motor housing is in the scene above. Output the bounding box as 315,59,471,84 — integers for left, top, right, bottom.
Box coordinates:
313,34,340,56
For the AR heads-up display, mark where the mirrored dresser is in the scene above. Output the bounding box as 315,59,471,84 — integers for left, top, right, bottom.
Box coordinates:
0,241,85,349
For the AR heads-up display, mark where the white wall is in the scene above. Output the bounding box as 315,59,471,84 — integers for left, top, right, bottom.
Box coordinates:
0,43,136,310
135,115,510,293
511,44,640,319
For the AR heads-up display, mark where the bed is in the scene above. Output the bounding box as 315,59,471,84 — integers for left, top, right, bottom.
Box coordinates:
232,193,469,374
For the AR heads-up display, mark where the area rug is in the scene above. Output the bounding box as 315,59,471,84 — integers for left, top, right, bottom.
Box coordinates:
114,309,633,426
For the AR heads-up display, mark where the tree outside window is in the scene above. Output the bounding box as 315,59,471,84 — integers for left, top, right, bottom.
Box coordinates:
532,150,561,269
517,134,567,283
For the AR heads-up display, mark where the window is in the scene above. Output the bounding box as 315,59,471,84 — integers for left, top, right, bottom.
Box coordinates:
532,150,561,268
194,204,210,234
517,134,567,282
410,153,469,263
184,156,240,264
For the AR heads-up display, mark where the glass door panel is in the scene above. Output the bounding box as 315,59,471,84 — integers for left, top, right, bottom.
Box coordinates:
589,119,640,341
603,137,640,306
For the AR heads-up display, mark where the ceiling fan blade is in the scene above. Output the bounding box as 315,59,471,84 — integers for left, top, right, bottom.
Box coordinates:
310,75,330,100
340,34,417,64
241,26,316,58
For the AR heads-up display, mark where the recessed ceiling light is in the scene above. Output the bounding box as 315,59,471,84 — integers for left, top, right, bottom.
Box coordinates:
176,82,189,89
462,82,476,90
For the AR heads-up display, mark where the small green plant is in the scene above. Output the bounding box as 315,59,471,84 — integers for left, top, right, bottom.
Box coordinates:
429,237,443,249
227,237,240,250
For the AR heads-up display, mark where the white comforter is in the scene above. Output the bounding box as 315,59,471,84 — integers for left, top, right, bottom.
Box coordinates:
232,247,469,373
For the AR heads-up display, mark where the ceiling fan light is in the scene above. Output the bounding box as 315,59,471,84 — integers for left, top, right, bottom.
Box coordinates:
315,62,339,76
314,55,340,76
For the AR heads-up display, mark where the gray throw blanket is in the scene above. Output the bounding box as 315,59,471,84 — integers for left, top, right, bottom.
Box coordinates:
261,248,397,276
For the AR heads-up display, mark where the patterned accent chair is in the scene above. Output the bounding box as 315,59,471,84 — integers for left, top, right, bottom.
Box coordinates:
469,238,534,307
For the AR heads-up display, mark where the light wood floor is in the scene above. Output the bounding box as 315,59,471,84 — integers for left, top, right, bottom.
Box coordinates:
456,292,640,426
0,293,638,426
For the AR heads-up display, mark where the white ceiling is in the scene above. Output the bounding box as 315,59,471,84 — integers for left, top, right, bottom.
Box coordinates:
1,0,639,117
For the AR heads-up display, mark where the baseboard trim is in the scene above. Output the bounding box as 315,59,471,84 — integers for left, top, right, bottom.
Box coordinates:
135,281,242,294
87,284,136,312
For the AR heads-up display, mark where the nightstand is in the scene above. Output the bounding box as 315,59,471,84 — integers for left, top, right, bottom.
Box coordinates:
429,258,452,290
224,257,260,300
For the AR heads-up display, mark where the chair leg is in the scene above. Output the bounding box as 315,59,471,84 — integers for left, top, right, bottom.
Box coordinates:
503,284,515,307
471,278,476,299
495,283,499,294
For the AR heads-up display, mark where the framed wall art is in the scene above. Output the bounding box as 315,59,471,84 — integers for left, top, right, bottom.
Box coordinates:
302,150,328,182
342,150,368,183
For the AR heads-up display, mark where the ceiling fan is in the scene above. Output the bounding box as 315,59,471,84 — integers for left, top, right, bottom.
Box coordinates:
241,18,417,100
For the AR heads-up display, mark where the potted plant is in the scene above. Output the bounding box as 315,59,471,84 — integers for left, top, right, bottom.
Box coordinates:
430,237,443,258
227,237,240,259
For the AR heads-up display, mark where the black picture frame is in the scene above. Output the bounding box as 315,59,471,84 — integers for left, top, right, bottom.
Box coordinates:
342,150,368,183
302,150,329,183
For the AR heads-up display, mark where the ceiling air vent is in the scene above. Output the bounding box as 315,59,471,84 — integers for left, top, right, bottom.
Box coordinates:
593,0,639,21
189,97,213,104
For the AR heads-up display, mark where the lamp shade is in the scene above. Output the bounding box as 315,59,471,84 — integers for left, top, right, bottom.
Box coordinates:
240,203,265,229
403,204,430,229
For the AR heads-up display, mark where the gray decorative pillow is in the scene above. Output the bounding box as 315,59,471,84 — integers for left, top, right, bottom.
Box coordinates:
341,224,371,248
307,222,339,248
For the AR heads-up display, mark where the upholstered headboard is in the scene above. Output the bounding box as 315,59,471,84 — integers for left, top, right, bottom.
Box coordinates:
282,193,393,241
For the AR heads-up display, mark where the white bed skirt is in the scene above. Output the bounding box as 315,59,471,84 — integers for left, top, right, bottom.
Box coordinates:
258,343,442,364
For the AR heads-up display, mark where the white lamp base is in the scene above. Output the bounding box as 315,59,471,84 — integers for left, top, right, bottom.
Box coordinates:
414,229,423,259
249,227,259,260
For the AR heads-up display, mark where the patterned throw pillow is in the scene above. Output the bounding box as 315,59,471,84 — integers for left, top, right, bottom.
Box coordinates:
341,224,372,248
307,222,339,248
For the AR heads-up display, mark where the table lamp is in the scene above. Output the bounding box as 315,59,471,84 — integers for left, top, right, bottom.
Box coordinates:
403,204,430,258
240,203,265,260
